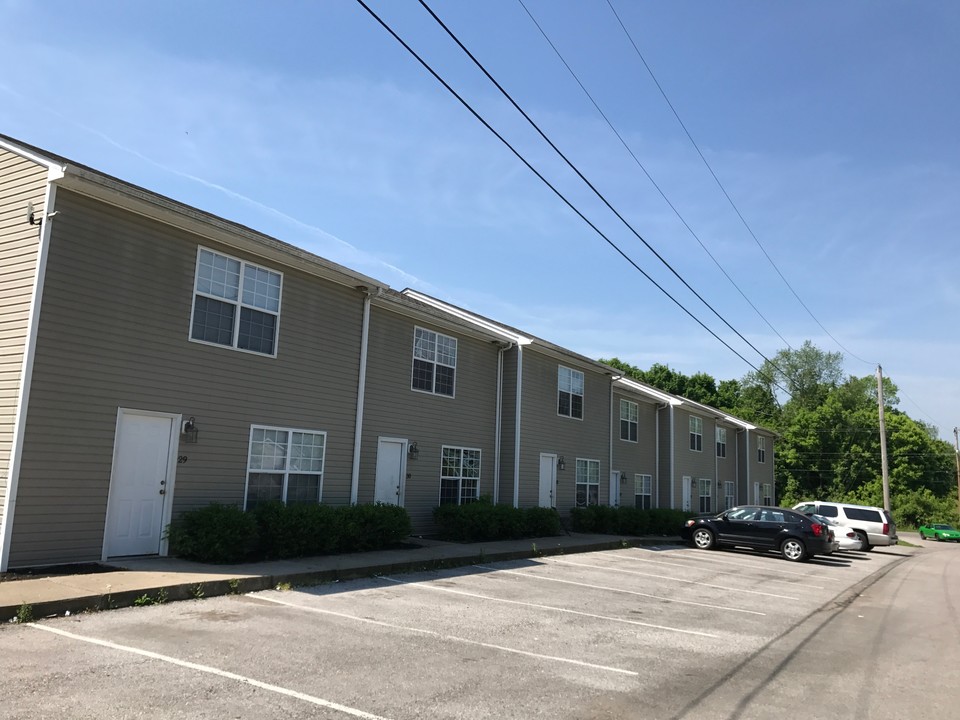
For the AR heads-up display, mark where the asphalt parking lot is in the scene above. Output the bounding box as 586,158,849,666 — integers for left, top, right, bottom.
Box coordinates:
6,543,912,720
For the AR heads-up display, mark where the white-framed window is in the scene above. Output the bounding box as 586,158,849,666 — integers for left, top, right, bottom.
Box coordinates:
576,458,600,506
244,425,325,510
758,436,767,463
698,478,713,513
620,399,638,442
412,327,457,397
190,247,282,356
689,416,703,452
762,482,773,506
635,474,652,510
724,480,735,510
558,366,584,420
716,427,727,458
439,446,480,505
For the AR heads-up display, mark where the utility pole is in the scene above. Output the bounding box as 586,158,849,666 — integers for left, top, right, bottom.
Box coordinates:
954,427,960,519
876,365,890,512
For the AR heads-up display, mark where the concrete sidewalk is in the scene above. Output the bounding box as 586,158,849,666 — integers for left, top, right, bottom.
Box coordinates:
0,533,682,623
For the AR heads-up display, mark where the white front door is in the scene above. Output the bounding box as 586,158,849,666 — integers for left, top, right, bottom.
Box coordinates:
104,409,179,558
609,471,621,508
538,453,557,508
682,476,692,512
375,438,406,506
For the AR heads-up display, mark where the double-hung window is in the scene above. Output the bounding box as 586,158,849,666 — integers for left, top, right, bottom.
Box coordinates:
576,458,600,506
191,247,282,356
757,436,767,463
439,446,480,505
689,416,703,452
244,425,326,510
698,478,712,513
620,399,638,442
716,427,727,458
724,481,735,510
558,366,584,419
762,483,773,506
634,474,652,510
412,327,457,397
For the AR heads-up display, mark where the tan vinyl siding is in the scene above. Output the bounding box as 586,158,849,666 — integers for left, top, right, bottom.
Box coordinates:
358,307,500,532
516,352,611,511
611,392,658,508
8,189,363,567
0,149,46,536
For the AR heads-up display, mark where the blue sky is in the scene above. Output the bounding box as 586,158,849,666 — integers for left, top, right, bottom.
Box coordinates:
2,1,958,440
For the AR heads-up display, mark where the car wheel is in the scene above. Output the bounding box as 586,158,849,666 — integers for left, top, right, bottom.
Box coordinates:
781,538,807,562
691,528,715,550
921,531,928,540
936,534,943,542
855,531,872,551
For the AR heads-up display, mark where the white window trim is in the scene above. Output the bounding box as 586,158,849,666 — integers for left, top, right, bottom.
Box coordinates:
762,482,773,506
716,427,727,458
635,473,652,509
558,366,585,421
758,436,767,463
439,445,481,505
243,424,326,509
620,399,638,443
411,326,458,398
698,477,713,513
689,415,703,452
724,480,735,510
189,246,283,358
575,457,601,506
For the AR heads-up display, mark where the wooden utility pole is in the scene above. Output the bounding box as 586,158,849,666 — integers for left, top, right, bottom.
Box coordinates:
877,365,891,512
954,427,960,519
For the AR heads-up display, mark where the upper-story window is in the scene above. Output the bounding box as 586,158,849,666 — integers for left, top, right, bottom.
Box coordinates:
620,399,638,442
689,415,703,452
716,427,727,458
758,436,767,463
412,327,457,397
558,366,584,419
190,247,282,356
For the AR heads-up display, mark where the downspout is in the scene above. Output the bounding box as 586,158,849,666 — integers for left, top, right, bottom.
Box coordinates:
608,379,615,507
669,403,676,509
736,428,743,505
715,421,720,508
493,343,511,505
0,179,60,573
513,345,523,508
349,289,372,505
655,403,665,508
745,429,752,503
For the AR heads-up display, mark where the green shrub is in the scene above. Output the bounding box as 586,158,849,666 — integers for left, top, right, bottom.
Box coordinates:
253,501,338,559
335,502,412,552
523,507,562,537
433,498,562,542
166,503,258,564
569,505,691,536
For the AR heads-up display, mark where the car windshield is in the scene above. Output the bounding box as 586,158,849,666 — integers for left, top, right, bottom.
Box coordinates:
932,524,955,530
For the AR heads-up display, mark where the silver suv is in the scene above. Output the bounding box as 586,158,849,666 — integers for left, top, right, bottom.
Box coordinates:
792,501,898,551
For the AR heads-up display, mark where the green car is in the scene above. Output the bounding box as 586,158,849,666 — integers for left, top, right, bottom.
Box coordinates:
918,524,960,542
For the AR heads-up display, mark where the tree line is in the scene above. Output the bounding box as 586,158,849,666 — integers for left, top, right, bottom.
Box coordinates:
602,341,958,527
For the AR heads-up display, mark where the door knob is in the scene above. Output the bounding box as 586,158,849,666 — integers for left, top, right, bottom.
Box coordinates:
159,489,166,495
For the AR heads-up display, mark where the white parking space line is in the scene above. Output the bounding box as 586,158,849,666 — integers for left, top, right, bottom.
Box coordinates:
28,623,392,720
474,565,766,615
601,554,828,589
378,576,719,637
637,548,843,580
546,559,801,600
252,594,639,677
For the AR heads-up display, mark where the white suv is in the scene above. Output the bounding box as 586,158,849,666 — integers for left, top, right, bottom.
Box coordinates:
792,501,898,551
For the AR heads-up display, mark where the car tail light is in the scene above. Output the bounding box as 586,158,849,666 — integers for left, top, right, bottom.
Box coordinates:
882,522,889,534
811,522,824,537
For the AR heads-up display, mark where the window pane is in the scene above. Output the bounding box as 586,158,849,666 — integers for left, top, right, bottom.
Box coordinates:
242,265,281,312
570,370,584,395
197,250,240,301
191,296,236,346
289,432,325,472
620,419,630,440
558,366,571,391
439,478,459,505
412,358,434,392
558,391,571,416
571,394,583,419
250,428,288,471
286,473,321,504
435,335,457,366
460,478,479,504
246,472,282,510
462,449,481,478
414,328,435,361
238,307,277,354
441,447,461,477
435,365,455,396
629,423,637,442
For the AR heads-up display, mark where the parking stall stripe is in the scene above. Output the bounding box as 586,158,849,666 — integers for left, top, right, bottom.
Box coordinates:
27,623,392,720
252,594,639,676
635,548,843,580
600,554,827,589
546,559,801,600
378,576,719,637
474,565,766,615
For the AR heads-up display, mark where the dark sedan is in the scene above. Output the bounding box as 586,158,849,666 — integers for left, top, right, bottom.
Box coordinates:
681,505,834,562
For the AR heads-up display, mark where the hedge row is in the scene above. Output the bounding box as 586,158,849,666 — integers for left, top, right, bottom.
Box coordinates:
166,501,412,564
569,506,692,536
433,498,563,542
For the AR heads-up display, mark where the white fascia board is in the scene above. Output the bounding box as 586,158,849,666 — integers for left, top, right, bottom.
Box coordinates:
401,290,530,345
0,138,65,178
614,377,680,406
373,290,509,345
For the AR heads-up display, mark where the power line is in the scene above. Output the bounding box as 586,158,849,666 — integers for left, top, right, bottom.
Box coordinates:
353,0,782,386
516,0,793,352
604,0,876,368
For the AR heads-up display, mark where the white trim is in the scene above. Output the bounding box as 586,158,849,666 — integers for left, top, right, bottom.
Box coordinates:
350,293,372,504
101,407,181,560
0,179,58,572
557,365,584,421
243,424,327,508
513,346,523,508
669,405,676,509
375,436,409,506
493,344,510,504
410,325,457,399
575,457,601,507
438,445,482,506
618,398,639,443
0,138,65,175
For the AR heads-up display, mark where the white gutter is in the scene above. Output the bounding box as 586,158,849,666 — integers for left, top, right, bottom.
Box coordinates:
349,291,372,505
745,429,752,502
655,404,663,508
608,377,621,507
0,176,61,572
493,343,511,505
669,404,676,510
513,345,523,508
736,428,742,505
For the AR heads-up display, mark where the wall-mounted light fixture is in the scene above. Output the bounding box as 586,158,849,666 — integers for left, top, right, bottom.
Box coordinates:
181,416,198,444
408,441,419,460
557,455,566,471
